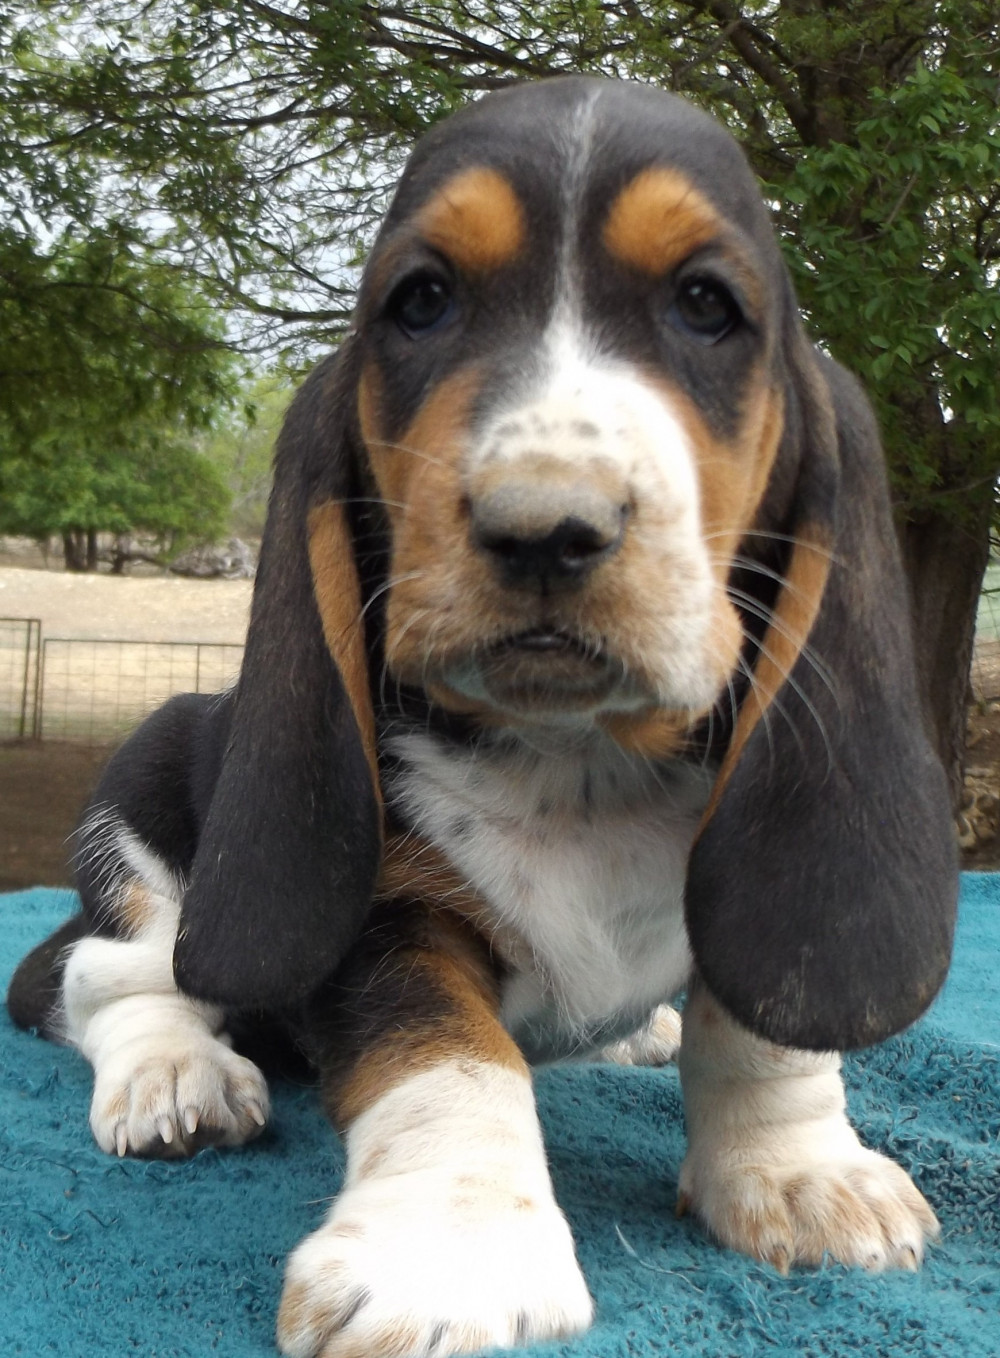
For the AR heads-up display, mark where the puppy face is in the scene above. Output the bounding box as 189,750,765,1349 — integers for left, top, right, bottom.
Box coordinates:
350,82,791,750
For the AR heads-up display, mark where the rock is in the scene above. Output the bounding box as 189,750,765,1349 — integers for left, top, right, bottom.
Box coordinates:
168,538,257,580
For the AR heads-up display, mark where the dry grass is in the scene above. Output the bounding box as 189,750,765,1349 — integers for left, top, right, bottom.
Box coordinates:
0,564,252,643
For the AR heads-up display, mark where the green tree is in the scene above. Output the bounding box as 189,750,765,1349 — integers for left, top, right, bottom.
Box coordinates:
0,229,237,567
0,420,231,570
201,373,294,539
4,0,997,792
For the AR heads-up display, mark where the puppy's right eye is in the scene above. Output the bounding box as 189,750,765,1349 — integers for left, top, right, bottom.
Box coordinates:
387,272,455,338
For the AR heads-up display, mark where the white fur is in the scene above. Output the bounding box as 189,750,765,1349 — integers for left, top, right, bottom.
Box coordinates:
678,983,939,1270
75,803,185,922
463,328,722,715
599,1003,682,1066
386,726,710,1061
277,1059,592,1358
60,815,269,1157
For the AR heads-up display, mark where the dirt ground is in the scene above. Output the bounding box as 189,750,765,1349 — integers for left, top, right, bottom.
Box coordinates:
0,561,998,890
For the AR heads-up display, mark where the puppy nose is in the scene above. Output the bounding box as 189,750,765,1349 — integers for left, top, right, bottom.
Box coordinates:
470,481,627,588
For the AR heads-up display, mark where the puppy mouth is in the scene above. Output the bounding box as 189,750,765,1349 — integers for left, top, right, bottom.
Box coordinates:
490,627,597,659
473,627,626,712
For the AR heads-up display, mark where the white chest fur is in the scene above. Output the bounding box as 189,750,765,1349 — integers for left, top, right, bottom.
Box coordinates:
385,728,712,1062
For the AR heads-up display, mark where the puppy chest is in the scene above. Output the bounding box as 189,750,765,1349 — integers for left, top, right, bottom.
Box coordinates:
385,731,710,1059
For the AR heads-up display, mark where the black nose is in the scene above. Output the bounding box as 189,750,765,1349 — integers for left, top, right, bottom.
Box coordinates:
470,483,627,589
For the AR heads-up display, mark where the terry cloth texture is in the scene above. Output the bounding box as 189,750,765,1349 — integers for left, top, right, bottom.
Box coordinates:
2,876,998,1358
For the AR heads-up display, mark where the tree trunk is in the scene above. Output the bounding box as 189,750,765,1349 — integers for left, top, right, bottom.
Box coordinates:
110,533,130,575
86,529,99,571
900,496,994,811
62,530,87,572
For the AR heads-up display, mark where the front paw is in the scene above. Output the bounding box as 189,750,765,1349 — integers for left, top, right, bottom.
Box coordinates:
678,1143,939,1273
90,1031,269,1158
276,1170,593,1358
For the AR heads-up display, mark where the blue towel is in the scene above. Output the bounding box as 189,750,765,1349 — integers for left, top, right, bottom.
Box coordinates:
2,877,998,1357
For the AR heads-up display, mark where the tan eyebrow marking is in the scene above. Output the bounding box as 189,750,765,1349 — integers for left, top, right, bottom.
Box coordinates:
603,167,725,275
414,166,526,272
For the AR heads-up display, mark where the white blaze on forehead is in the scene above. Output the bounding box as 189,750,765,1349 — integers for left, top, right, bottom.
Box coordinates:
473,314,707,546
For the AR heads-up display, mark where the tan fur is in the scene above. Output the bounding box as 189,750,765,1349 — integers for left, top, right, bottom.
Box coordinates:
307,501,380,797
334,915,528,1129
603,168,725,275
116,881,157,935
360,364,522,691
379,832,483,914
416,167,526,273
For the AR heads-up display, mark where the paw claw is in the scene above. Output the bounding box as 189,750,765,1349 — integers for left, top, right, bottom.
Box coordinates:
90,1035,269,1160
680,1146,938,1274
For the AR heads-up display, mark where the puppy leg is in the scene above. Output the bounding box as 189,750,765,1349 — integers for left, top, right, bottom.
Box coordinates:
61,883,269,1159
678,979,938,1272
277,906,592,1358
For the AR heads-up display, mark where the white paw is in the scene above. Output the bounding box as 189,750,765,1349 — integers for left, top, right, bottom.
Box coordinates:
600,1004,682,1066
90,1030,269,1158
678,1142,939,1272
277,1169,593,1358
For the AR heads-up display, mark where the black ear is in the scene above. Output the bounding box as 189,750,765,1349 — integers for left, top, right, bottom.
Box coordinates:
173,345,384,1009
686,343,958,1052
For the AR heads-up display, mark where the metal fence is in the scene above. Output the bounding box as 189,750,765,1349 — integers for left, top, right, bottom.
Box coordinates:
0,618,42,740
0,626,243,746
36,638,244,743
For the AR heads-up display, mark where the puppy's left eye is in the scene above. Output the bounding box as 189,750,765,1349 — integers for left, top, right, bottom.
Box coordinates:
387,272,455,338
670,275,742,344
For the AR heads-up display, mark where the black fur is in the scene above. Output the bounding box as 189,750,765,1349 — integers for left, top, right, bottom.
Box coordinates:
173,352,382,1009
687,359,957,1049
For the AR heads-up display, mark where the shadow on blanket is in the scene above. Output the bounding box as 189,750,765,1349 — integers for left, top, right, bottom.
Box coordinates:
2,876,998,1358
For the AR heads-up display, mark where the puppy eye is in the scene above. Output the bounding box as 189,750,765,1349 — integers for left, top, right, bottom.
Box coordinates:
387,271,455,337
670,275,742,344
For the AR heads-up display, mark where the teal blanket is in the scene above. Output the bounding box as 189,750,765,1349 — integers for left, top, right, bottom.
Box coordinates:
2,877,998,1357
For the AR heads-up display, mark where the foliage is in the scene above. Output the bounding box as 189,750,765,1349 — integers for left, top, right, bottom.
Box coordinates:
200,373,294,538
0,418,231,555
0,227,237,556
0,228,237,446
1,7,243,560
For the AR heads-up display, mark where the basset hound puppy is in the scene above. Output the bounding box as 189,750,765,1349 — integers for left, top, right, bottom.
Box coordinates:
9,76,958,1358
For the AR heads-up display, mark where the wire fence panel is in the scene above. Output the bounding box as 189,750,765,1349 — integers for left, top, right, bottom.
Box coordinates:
38,639,244,744
0,618,42,740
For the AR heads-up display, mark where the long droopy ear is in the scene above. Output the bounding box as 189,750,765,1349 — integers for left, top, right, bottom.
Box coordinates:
686,333,958,1052
174,343,383,1009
